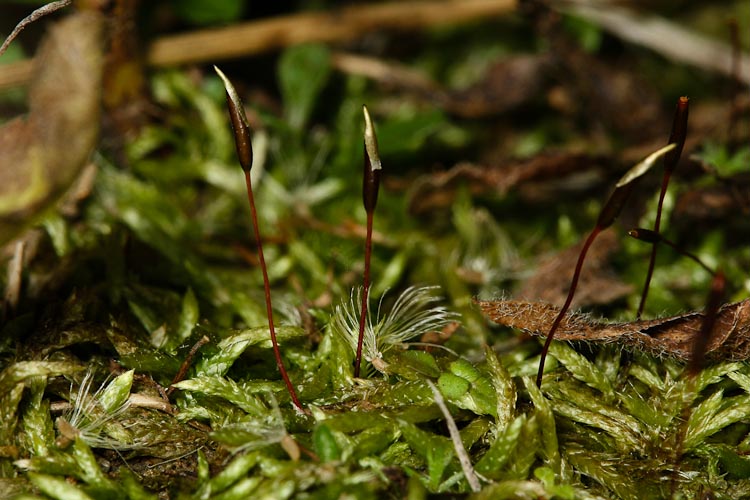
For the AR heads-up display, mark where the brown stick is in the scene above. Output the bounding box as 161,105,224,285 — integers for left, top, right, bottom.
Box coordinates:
166,335,210,396
147,0,516,66
0,0,515,89
562,0,750,84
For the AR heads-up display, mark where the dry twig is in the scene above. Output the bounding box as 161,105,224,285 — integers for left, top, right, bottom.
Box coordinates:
0,0,516,89
560,0,750,84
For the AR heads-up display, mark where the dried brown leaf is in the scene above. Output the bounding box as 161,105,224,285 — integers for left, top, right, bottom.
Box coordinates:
517,229,632,308
674,180,750,221
476,298,750,361
438,54,552,118
0,11,104,244
407,153,608,214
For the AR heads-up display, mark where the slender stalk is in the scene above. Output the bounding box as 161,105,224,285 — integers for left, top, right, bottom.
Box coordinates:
426,379,482,492
215,66,303,411
663,242,715,276
354,211,374,378
167,335,210,396
671,269,726,497
354,105,381,377
637,96,689,319
536,227,600,387
629,228,715,276
636,172,670,318
245,172,303,410
688,270,726,376
534,144,675,388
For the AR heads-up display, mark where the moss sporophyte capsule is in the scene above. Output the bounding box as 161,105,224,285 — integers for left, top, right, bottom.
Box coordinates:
215,66,304,412
354,105,383,378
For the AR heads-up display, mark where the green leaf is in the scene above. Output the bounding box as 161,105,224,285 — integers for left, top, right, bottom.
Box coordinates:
524,378,560,474
278,44,331,130
449,359,481,383
195,326,306,377
548,342,613,398
0,361,83,396
28,472,94,500
475,415,525,478
209,452,260,494
547,380,643,453
484,346,516,427
562,15,603,53
97,370,133,414
715,444,750,479
172,376,269,415
0,384,24,460
322,412,389,433
120,468,158,500
42,214,70,257
117,349,181,378
171,0,245,25
20,377,54,457
437,372,470,399
372,250,409,298
534,466,577,499
505,414,541,479
696,142,750,177
399,421,454,490
439,361,498,417
213,477,264,500
72,439,117,492
375,109,447,157
387,350,441,379
351,424,400,459
313,424,342,462
685,393,750,450
175,288,200,348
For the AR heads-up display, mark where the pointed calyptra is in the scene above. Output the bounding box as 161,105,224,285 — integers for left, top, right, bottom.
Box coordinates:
215,66,303,411
362,105,382,213
637,96,689,318
354,105,382,378
535,143,676,388
214,66,253,172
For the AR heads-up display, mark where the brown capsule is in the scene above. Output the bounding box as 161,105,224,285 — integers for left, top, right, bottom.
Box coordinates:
628,227,662,244
215,66,253,172
637,98,690,319
630,228,716,276
597,184,633,230
362,105,382,214
596,143,676,228
663,96,689,174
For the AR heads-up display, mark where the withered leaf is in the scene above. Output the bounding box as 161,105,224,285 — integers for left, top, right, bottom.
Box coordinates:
517,229,632,308
476,298,750,361
674,180,750,222
0,11,104,245
437,54,553,118
407,152,609,214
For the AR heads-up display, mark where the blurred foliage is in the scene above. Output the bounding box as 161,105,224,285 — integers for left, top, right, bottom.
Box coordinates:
0,0,748,499
170,0,246,26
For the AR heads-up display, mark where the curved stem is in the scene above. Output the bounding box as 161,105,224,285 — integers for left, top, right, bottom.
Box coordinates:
354,211,374,378
637,171,671,319
245,172,303,410
661,238,716,276
536,227,601,388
